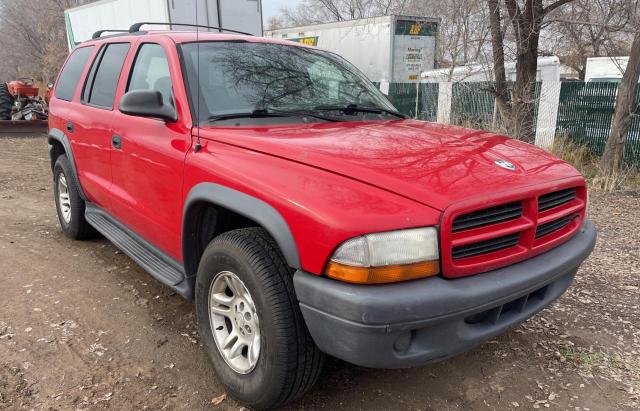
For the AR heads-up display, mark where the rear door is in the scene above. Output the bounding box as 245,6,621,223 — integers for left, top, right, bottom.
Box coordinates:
49,45,113,206
71,42,130,207
109,39,192,260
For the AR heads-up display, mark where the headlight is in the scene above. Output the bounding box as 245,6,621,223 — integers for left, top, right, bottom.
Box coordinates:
326,227,440,284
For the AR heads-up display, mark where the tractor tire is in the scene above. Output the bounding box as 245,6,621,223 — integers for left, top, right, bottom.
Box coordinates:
0,83,12,120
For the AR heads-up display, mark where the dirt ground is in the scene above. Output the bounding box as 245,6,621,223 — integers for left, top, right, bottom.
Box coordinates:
0,135,638,411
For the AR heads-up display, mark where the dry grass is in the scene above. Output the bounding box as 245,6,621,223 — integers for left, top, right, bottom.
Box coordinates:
549,136,640,192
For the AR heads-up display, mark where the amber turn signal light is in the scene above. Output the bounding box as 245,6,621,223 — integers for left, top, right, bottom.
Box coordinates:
326,260,439,284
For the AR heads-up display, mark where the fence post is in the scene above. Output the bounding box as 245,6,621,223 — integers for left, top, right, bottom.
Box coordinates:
415,81,420,119
437,82,452,124
534,81,561,148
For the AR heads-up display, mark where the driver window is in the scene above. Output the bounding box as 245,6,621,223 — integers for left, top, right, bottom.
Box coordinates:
127,44,173,105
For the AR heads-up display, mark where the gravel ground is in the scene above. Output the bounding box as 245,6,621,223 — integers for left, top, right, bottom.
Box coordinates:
0,135,638,410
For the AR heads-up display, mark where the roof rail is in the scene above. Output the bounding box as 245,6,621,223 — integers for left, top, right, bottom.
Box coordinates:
129,22,254,36
92,29,129,39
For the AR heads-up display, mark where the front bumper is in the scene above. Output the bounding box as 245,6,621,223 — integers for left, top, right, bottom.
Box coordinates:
293,220,597,369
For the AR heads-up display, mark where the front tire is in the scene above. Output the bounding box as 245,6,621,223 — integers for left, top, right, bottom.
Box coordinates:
53,155,95,240
196,228,324,409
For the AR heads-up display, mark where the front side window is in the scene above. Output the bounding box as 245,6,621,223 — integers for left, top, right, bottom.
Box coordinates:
181,41,396,124
127,44,173,105
55,46,95,102
83,43,130,109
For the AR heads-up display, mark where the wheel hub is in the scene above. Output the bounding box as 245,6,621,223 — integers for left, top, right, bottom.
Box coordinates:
208,271,261,374
57,173,71,224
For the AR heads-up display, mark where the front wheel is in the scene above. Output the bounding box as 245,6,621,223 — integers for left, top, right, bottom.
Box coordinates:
196,228,324,409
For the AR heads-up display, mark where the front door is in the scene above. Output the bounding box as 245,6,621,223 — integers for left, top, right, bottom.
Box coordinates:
109,41,192,260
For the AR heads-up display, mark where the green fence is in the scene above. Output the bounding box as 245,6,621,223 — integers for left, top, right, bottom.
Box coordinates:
384,80,640,166
451,82,496,129
384,83,439,121
556,82,640,164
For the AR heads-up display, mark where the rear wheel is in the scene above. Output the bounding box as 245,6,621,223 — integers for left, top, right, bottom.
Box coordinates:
53,155,95,240
0,83,13,120
196,228,324,409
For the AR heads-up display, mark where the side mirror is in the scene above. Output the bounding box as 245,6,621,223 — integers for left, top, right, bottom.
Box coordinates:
119,90,177,122
47,82,54,90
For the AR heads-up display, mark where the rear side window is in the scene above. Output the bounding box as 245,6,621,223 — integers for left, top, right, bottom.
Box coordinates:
83,43,130,109
55,46,94,102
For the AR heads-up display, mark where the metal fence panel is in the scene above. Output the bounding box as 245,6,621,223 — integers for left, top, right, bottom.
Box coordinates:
451,82,496,129
555,82,618,156
418,83,439,121
382,80,639,166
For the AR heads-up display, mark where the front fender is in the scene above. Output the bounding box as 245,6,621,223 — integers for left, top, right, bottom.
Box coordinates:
182,183,301,277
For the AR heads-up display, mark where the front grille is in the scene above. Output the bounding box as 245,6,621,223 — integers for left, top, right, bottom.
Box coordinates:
452,201,523,232
538,188,577,212
444,184,586,277
535,214,576,238
452,233,520,259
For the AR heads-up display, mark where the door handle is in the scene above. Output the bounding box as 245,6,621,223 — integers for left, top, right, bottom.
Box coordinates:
66,121,74,133
112,135,122,149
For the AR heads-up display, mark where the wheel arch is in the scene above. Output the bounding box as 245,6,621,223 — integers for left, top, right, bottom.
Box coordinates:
48,128,87,200
182,183,302,279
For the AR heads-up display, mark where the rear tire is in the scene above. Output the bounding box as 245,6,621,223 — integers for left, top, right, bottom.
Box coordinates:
0,83,13,120
53,155,95,240
196,228,324,409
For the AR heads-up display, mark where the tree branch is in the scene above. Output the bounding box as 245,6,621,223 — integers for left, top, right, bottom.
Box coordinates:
544,0,576,15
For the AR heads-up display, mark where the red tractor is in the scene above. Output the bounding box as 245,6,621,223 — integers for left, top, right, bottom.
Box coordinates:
0,79,49,134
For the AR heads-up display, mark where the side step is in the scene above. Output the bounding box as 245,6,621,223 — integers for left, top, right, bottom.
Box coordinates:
85,203,185,287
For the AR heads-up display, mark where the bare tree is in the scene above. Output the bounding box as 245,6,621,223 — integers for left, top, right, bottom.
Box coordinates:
0,0,90,83
281,0,408,25
543,0,635,79
600,31,640,177
487,0,576,143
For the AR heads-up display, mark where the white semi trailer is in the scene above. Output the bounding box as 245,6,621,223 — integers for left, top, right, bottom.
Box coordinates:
265,15,439,83
65,0,263,50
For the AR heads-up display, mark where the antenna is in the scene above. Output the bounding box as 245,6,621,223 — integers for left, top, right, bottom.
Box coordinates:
193,7,202,152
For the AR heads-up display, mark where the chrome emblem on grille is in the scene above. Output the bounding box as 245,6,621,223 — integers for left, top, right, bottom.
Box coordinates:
495,159,516,171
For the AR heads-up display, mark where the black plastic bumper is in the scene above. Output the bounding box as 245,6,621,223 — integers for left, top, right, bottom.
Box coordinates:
293,220,597,369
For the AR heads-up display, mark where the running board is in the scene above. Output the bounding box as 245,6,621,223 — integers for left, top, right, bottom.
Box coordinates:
85,203,186,288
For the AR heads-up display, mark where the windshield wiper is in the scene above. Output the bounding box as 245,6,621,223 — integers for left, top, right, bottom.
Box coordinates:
208,108,341,123
208,109,284,122
313,104,407,119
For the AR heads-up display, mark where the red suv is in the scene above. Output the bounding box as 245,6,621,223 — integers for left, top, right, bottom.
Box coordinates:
48,25,596,409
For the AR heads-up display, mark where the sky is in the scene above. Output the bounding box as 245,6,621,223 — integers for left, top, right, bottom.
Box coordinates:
262,0,301,22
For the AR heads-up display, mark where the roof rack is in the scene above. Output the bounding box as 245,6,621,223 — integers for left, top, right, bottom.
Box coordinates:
128,22,254,36
92,29,129,39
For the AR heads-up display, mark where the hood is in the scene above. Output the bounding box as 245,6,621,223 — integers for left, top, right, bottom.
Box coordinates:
200,120,581,211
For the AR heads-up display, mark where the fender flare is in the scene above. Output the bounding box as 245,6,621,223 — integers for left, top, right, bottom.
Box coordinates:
182,183,302,276
48,128,87,200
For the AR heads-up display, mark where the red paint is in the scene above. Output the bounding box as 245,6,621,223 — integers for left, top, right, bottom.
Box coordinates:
49,31,587,278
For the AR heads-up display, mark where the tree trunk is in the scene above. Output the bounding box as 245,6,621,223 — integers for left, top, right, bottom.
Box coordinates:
511,30,540,144
600,31,640,176
487,0,513,133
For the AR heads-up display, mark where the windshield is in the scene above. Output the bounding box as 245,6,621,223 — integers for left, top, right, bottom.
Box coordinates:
180,41,397,124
